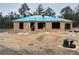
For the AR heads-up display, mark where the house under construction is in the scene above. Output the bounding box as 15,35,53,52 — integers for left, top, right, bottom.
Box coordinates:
13,15,73,32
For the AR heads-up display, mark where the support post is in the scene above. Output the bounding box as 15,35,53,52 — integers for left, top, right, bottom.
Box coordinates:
13,22,19,32
60,21,65,31
35,22,38,31
45,22,52,31
23,22,30,32
70,22,73,31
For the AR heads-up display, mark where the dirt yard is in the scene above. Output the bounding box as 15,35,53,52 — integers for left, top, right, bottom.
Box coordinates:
0,31,79,55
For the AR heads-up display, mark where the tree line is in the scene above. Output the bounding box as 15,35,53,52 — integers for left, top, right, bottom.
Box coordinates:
0,3,79,28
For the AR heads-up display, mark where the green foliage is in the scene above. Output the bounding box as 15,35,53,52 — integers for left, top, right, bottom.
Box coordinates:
60,6,73,19
0,3,79,28
0,12,5,28
60,6,79,27
45,7,55,17
33,4,55,17
74,5,79,27
19,3,30,17
36,4,44,15
0,12,19,28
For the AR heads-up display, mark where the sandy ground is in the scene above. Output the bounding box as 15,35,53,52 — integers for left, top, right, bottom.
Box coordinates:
0,31,79,55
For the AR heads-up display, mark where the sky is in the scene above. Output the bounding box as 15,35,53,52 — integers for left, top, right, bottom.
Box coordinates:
0,3,79,16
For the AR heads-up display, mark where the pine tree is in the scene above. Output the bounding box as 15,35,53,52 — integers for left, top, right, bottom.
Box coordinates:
36,4,44,15
19,3,30,17
45,7,55,17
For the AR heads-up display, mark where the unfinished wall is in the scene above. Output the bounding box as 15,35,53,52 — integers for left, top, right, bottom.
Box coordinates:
70,23,73,31
13,21,72,32
60,21,65,31
13,22,19,32
23,22,30,32
35,22,38,31
34,22,44,32
45,22,52,31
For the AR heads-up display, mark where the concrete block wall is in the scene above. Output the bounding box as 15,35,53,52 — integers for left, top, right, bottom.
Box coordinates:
35,22,38,31
35,22,45,32
35,22,52,32
23,22,30,32
13,22,19,32
45,22,52,31
13,21,72,32
70,23,73,31
60,21,65,31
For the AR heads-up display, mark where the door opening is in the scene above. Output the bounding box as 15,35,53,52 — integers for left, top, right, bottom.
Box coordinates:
65,23,71,30
19,22,23,29
38,22,45,29
52,22,60,29
30,22,35,31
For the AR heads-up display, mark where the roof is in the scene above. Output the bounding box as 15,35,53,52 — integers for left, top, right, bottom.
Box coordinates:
13,15,72,23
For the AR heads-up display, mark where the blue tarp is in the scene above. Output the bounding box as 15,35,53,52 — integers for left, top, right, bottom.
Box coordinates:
14,16,65,22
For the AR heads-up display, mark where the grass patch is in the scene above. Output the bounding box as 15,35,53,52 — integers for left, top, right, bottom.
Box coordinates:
0,29,12,33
